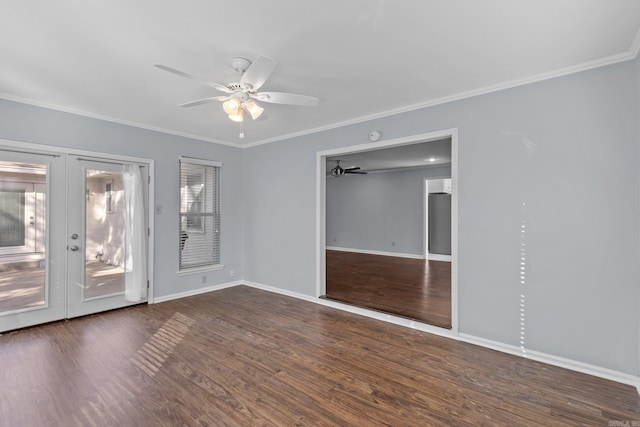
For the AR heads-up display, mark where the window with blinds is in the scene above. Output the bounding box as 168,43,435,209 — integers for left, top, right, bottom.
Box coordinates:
179,158,221,270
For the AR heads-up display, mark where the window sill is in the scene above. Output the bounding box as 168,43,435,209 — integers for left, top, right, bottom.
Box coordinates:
176,264,224,276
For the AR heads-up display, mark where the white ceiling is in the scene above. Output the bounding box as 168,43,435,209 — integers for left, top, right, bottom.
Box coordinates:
1,1,639,147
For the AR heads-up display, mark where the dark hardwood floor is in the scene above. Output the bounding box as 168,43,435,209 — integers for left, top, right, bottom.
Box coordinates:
0,285,638,426
325,249,451,328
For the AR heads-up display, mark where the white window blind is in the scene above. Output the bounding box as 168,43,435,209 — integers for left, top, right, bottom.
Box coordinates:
179,158,221,270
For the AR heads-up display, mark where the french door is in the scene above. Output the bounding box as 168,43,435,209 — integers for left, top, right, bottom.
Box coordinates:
66,156,149,318
0,147,149,331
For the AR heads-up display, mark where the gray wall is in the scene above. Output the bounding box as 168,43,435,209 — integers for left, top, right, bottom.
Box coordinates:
244,60,640,375
326,166,450,255
0,99,244,298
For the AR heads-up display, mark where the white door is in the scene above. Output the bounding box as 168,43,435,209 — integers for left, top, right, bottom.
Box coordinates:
0,149,66,331
66,156,149,318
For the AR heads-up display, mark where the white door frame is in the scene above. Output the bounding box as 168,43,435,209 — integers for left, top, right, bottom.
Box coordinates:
316,128,459,336
0,138,155,324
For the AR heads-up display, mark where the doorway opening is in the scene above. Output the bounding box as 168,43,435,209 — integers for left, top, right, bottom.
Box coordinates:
317,129,458,333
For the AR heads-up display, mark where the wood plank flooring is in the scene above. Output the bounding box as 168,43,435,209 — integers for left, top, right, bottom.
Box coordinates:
0,285,638,426
325,249,451,328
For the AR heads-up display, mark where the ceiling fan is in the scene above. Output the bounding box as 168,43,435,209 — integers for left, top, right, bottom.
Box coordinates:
154,56,319,125
330,160,368,177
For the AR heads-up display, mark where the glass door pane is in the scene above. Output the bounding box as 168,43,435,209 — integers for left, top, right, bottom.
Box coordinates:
85,169,125,299
0,161,46,313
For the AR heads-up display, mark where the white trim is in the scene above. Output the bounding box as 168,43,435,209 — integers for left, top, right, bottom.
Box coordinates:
316,128,460,336
0,93,243,148
147,160,155,303
225,281,639,391
326,246,424,260
318,129,456,158
427,254,452,262
316,152,327,305
450,129,459,333
0,138,153,165
151,280,242,304
458,333,640,391
176,264,224,276
179,156,223,168
424,178,428,260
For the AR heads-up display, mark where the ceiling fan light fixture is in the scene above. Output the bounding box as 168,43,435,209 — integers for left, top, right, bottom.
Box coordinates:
245,100,264,120
222,98,241,115
228,109,244,122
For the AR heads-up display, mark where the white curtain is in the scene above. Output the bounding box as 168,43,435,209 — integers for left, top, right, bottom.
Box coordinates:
123,164,147,302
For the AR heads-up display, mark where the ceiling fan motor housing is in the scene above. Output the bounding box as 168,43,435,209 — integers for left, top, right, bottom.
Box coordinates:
231,57,251,74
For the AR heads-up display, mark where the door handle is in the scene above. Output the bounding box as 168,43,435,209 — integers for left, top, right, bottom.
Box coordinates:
69,245,79,251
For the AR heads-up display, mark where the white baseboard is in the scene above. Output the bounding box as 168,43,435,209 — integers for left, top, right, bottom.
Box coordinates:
243,280,319,304
427,253,452,262
458,333,640,391
151,280,243,303
326,246,424,260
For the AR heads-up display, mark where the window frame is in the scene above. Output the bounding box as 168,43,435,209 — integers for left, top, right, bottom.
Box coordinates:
178,156,222,273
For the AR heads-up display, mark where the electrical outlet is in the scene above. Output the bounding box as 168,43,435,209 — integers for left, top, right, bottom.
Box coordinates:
201,275,207,284
391,241,396,247
230,270,235,277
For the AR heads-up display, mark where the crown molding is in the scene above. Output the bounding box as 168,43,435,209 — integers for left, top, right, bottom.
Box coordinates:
244,47,639,148
0,93,243,148
3,31,639,151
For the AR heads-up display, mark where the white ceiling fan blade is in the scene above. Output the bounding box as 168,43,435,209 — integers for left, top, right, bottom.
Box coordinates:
154,64,232,93
178,96,229,108
240,56,276,90
253,91,319,106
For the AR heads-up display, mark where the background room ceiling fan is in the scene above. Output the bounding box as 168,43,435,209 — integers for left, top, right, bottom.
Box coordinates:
330,160,368,177
154,56,319,125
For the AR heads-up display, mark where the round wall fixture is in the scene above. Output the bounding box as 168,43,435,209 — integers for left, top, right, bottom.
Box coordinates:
369,130,381,142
